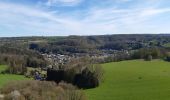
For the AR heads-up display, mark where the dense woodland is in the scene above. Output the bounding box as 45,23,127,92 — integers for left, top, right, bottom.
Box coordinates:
28,34,170,54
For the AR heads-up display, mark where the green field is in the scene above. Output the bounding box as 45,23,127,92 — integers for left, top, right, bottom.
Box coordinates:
85,60,170,100
0,65,29,88
163,43,170,47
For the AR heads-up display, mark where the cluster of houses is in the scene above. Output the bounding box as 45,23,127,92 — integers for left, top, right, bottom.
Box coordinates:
42,50,130,68
42,53,72,69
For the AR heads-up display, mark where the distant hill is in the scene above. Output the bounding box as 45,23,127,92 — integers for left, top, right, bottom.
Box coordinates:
25,34,170,54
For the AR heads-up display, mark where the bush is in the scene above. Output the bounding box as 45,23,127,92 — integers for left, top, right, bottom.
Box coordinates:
1,80,87,100
46,57,104,89
73,64,104,89
165,56,170,62
144,55,153,61
87,64,104,84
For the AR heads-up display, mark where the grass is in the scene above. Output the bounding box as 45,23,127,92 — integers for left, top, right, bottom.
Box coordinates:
163,43,170,47
85,60,170,100
0,65,29,88
0,65,6,72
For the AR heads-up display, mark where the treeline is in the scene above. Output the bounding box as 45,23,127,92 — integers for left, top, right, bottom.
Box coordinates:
0,45,48,74
28,34,170,54
92,47,170,63
132,47,169,60
1,34,170,55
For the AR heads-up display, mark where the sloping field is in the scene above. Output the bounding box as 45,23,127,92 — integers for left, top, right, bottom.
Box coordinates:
85,60,170,100
163,43,170,47
0,65,28,88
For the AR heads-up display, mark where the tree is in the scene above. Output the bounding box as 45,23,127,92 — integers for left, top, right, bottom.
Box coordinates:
145,55,153,61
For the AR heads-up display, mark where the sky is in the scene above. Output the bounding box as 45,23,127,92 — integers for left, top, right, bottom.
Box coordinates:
0,0,170,37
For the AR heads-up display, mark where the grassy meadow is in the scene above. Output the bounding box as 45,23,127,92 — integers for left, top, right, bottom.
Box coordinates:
163,43,170,47
85,60,170,100
0,65,28,88
1,60,170,100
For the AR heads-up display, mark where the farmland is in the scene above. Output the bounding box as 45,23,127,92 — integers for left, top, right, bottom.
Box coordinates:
85,60,170,100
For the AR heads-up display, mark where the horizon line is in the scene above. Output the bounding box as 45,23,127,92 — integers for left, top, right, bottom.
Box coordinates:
0,33,170,38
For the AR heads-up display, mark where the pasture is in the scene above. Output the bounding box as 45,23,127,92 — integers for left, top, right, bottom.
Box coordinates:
0,65,28,88
85,60,170,100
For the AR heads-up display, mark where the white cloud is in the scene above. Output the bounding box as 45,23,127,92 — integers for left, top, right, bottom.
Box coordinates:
140,8,170,17
0,1,170,37
0,2,83,36
46,0,82,6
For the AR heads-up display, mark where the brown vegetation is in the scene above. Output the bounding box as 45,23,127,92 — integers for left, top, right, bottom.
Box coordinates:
1,80,87,100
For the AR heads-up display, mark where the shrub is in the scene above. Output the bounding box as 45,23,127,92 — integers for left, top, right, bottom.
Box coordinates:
46,57,104,89
144,55,153,61
1,80,87,100
87,64,104,84
73,64,104,89
165,56,170,62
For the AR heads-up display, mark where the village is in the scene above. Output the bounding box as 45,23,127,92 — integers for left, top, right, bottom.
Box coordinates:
42,49,130,69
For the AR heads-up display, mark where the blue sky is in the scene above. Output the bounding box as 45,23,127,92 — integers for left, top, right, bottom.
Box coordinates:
0,0,170,37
